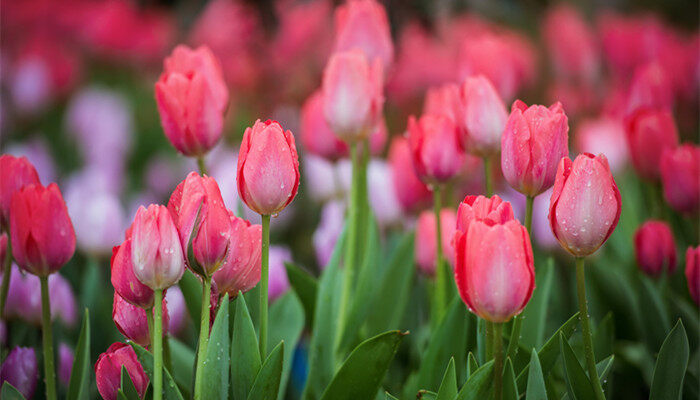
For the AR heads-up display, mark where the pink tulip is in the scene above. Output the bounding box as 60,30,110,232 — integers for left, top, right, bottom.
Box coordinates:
212,212,262,298
456,195,515,233
501,100,569,197
130,205,185,290
458,75,508,157
625,62,673,117
0,234,6,268
549,153,621,257
542,5,599,82
268,246,292,302
407,114,465,185
155,45,229,157
454,219,534,322
415,209,457,276
237,120,300,215
625,109,679,180
686,246,700,305
165,286,187,336
301,90,348,160
0,346,37,399
95,343,149,400
634,220,677,276
423,83,461,124
333,0,393,69
111,235,154,309
58,343,74,387
660,144,700,214
388,137,432,212
112,292,168,346
2,266,77,326
574,117,629,174
0,155,40,228
313,201,345,268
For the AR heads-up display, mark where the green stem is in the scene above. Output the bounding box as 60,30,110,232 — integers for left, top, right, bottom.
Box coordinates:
260,214,271,358
433,186,446,320
153,289,164,400
506,316,522,362
0,236,12,320
485,321,494,360
146,310,154,348
575,258,606,400
194,277,211,399
484,157,493,197
525,196,534,233
197,157,207,175
40,276,57,400
493,323,503,400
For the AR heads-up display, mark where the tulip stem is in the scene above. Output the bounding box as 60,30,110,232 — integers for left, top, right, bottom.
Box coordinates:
197,157,207,175
194,277,212,399
40,276,57,400
493,322,503,400
0,237,12,320
485,321,494,360
433,186,447,321
525,196,534,233
575,258,606,400
483,156,493,196
260,214,271,358
153,289,164,400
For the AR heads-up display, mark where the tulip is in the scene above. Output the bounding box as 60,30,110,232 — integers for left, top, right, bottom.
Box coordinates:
625,62,673,117
0,233,7,270
95,343,149,400
113,292,168,346
0,155,40,228
625,109,679,180
367,160,403,227
686,246,700,305
542,5,599,83
501,100,569,197
574,117,628,174
301,90,348,161
456,195,515,233
58,343,74,387
423,83,461,124
407,114,465,185
313,200,345,268
2,266,76,327
387,137,432,212
333,0,393,69
155,45,229,157
6,139,57,185
111,236,154,309
0,346,37,399
660,144,700,214
268,246,292,302
458,75,508,158
211,212,262,298
322,50,384,142
415,209,457,276
634,220,677,276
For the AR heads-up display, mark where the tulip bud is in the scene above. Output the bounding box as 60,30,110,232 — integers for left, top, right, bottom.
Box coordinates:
660,144,700,214
301,90,348,161
130,205,185,290
501,100,569,197
112,292,168,346
95,343,149,400
686,246,699,305
423,84,461,124
634,220,676,276
10,183,75,277
333,0,394,69
237,120,300,215
155,45,229,157
458,75,508,157
268,246,292,302
59,343,74,387
322,50,384,142
0,155,40,228
111,236,154,309
0,346,37,399
625,109,679,180
625,62,673,117
456,195,515,233
549,153,621,257
407,114,465,185
388,137,431,212
212,212,262,298
453,219,535,322
415,209,457,276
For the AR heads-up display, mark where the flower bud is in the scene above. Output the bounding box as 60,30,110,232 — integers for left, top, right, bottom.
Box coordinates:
625,62,673,117
333,0,393,69
155,45,229,157
415,209,457,276
456,195,514,233
112,292,168,346
59,343,74,387
686,246,700,305
237,120,300,215
130,205,185,290
301,90,348,161
634,220,676,276
407,114,465,185
423,83,461,124
458,75,508,157
268,246,292,302
95,343,149,400
111,236,154,309
549,153,621,257
212,212,262,298
388,137,431,212
625,109,679,180
454,219,534,322
10,183,75,276
0,346,37,399
660,144,700,214
501,100,569,197
0,155,40,228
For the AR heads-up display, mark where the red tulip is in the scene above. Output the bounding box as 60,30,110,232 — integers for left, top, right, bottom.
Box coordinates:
155,45,229,157
212,212,262,298
501,100,569,197
301,90,348,161
634,220,676,276
95,343,148,400
549,153,621,257
237,120,300,215
660,144,700,214
686,246,700,305
0,155,40,228
414,209,457,276
387,137,431,212
454,219,535,322
407,114,465,185
111,235,154,309
625,109,679,180
112,292,168,346
458,75,508,157
333,0,393,69
456,195,515,233
10,183,75,276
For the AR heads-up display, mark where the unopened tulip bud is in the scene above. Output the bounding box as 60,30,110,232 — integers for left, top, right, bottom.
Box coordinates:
625,109,679,180
686,246,699,305
407,114,465,185
423,84,461,124
0,346,37,399
95,343,149,400
112,292,168,346
301,90,348,161
458,75,508,157
549,153,621,257
111,236,154,309
0,155,40,228
456,195,515,233
415,209,457,276
333,0,394,69
634,220,676,276
212,212,262,298
660,144,700,214
388,137,431,212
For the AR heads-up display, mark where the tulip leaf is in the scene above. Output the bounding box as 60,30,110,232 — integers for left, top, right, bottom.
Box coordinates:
178,270,203,332
455,360,494,400
201,293,230,400
650,320,689,400
520,258,554,348
167,338,194,397
67,308,90,400
596,355,615,385
120,366,141,400
385,392,400,400
467,352,479,378
503,358,518,400
435,357,457,400
559,333,596,400
319,330,406,400
231,293,261,400
1,382,26,400
593,312,615,360
247,341,285,400
130,343,184,400
284,262,317,327
268,291,305,400
525,349,547,400
638,275,671,351
417,391,437,399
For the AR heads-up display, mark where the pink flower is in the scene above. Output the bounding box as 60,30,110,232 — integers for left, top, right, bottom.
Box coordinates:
165,286,187,336
686,246,700,305
313,201,345,268
58,343,74,387
415,209,457,276
111,235,154,309
660,144,700,214
423,83,461,124
575,117,629,174
95,343,149,400
542,5,599,82
268,246,292,302
625,109,679,180
112,292,168,346
0,155,40,228
387,137,431,212
625,62,673,117
407,114,465,185
458,75,508,157
0,346,37,399
301,90,348,160
212,212,262,298
333,0,393,69
456,195,514,233
634,220,677,276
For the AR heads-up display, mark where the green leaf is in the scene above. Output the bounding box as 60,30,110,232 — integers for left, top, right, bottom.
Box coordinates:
231,294,261,400
417,391,437,400
167,338,195,397
559,333,596,400
201,293,230,400
638,274,671,350
179,270,202,332
436,357,457,400
1,382,26,400
284,262,317,328
320,330,406,400
521,259,554,348
456,361,494,400
650,320,689,400
503,358,518,400
130,343,184,400
385,392,400,400
247,341,285,400
525,350,547,400
67,308,90,400
121,366,141,400
467,353,479,378
596,355,615,384
268,292,305,400
593,312,615,360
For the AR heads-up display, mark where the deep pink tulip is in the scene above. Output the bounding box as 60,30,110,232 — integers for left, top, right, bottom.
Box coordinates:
95,343,149,400
322,50,384,142
111,235,154,309
501,100,570,197
625,62,673,117
333,0,393,69
660,144,700,214
388,137,432,212
10,183,75,277
415,209,457,276
549,153,621,257
212,212,262,298
237,120,300,215
456,195,515,233
0,155,40,228
0,346,37,399
625,109,679,180
423,83,461,124
634,220,676,276
686,246,700,305
130,205,185,290
454,218,534,322
155,45,229,157
407,114,465,185
458,75,508,157
0,233,6,268
542,5,599,82
112,292,168,346
301,90,348,161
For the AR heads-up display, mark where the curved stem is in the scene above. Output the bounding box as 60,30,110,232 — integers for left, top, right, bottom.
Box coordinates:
40,276,57,400
433,186,446,320
483,157,493,197
575,258,606,400
492,323,503,400
525,196,534,233
194,277,212,399
260,214,271,358
0,236,12,320
197,157,207,175
153,289,164,400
